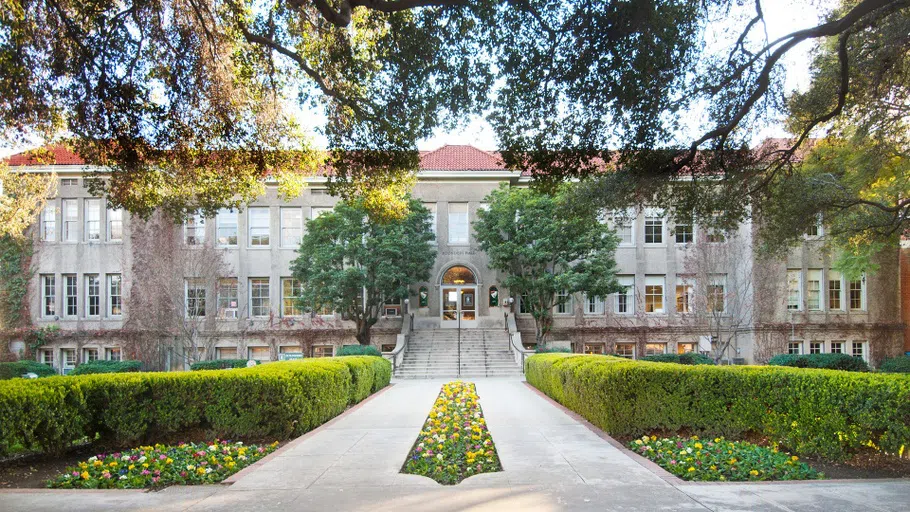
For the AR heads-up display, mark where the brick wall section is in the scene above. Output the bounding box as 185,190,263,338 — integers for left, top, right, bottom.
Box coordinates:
902,247,910,352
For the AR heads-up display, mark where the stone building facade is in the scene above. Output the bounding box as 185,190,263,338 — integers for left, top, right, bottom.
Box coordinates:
5,144,905,371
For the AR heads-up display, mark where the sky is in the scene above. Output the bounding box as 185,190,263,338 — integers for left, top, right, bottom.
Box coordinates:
1,0,834,157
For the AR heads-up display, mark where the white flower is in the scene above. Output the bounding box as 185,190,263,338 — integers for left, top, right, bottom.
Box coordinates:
205,468,212,474
138,456,147,463
119,475,127,480
187,465,196,471
88,456,97,463
238,455,247,461
235,442,243,446
121,455,131,462
686,447,693,454
436,454,443,460
208,445,217,451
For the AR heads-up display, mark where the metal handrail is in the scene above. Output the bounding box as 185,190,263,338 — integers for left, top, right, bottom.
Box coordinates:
385,312,413,374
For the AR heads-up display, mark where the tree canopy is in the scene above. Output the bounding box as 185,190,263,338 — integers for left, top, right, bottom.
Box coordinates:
474,183,622,344
289,197,435,345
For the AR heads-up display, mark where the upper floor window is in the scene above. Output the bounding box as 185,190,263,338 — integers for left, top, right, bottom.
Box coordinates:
424,202,437,241
185,213,205,245
41,204,57,241
676,276,694,314
674,223,694,244
311,207,332,219
249,207,270,246
217,278,239,319
216,209,238,246
806,215,823,237
62,199,78,242
606,210,634,246
280,208,303,248
60,177,78,186
707,274,726,313
250,278,270,317
615,275,634,314
828,270,843,310
644,275,665,313
41,274,56,318
85,199,101,241
644,210,664,244
448,203,469,244
555,290,573,314
281,278,303,317
107,274,122,317
787,270,801,311
107,207,123,241
849,275,865,311
807,269,822,311
585,294,604,315
85,274,100,317
185,279,206,317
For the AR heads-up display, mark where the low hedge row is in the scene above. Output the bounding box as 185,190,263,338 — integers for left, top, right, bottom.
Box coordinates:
640,353,715,365
0,356,391,456
70,360,142,375
337,345,382,357
526,354,910,460
880,356,910,373
0,360,57,380
190,359,252,371
767,353,869,372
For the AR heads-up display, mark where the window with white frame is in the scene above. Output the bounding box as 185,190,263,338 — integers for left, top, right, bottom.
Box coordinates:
185,279,206,317
60,177,78,186
82,347,99,363
851,341,867,361
217,278,239,319
40,348,55,367
424,202,437,242
807,269,822,311
185,212,205,245
615,343,635,359
312,345,334,358
107,274,122,316
806,215,823,237
248,346,270,361
42,204,57,241
583,343,605,355
280,208,303,247
787,341,802,354
615,275,634,314
808,341,823,354
61,348,76,371
674,222,694,244
447,203,469,244
787,270,801,311
85,274,100,317
249,207,270,247
645,343,667,356
607,210,634,246
250,278,270,317
107,207,123,241
216,209,238,246
85,199,101,241
675,276,694,314
708,274,726,313
644,211,664,244
829,341,844,354
519,294,530,314
105,347,122,361
555,290,573,314
41,274,56,317
64,274,77,317
282,278,303,316
216,347,238,359
849,276,865,311
584,294,604,315
828,270,843,310
62,199,78,241
644,275,665,313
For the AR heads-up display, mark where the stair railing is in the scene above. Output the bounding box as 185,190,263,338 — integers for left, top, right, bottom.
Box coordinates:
457,302,462,377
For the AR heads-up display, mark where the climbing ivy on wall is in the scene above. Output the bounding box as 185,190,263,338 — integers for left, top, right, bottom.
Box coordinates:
0,235,34,330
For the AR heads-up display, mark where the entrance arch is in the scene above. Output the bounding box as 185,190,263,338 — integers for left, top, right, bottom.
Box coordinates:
440,265,478,328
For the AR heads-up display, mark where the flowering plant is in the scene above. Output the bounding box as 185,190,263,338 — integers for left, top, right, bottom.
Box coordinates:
630,435,822,481
402,381,501,485
47,440,279,489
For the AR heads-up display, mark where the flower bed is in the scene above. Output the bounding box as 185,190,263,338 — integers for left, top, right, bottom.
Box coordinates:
47,440,279,489
402,381,501,485
631,436,822,481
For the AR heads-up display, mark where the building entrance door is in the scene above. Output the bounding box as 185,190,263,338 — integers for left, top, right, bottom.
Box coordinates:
440,266,478,329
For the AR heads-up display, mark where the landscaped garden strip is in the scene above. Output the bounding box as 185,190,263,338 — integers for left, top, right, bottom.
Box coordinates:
630,435,821,481
525,353,910,461
47,440,279,489
402,381,501,485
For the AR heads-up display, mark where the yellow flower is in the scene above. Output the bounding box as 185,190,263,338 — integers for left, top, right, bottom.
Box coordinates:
791,456,799,461
128,464,135,470
749,470,759,476
709,465,717,471
714,438,721,443
694,443,703,450
93,460,103,467
165,458,173,464
81,471,90,480
687,467,695,472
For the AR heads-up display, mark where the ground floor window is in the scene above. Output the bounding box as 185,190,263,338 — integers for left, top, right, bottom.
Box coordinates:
248,346,270,361
311,345,333,358
645,343,667,356
40,349,55,367
216,347,238,359
105,347,122,361
615,343,635,359
583,343,604,355
787,341,803,355
61,348,76,373
82,348,99,363
851,341,867,361
808,341,823,354
279,345,303,360
677,342,697,354
829,341,844,354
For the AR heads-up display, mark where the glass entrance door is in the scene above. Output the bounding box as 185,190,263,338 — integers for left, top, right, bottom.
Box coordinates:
440,286,478,328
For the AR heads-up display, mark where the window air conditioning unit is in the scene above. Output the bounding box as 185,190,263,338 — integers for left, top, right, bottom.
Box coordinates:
223,309,238,319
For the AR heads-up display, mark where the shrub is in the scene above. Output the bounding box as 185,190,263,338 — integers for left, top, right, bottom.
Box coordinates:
536,346,571,353
70,360,142,375
0,360,57,380
526,353,910,461
0,356,391,456
641,353,715,365
879,356,910,374
337,345,381,357
190,359,251,371
767,353,869,372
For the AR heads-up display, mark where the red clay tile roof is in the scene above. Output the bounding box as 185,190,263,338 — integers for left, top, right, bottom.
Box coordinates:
5,145,86,166
418,145,505,171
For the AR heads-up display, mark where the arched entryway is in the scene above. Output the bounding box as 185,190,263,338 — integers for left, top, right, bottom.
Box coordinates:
440,265,477,328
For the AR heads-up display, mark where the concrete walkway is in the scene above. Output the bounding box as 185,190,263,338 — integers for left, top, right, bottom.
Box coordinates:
1,378,908,511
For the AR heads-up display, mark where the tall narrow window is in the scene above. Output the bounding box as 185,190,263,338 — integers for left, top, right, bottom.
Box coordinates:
674,223,693,244
282,278,303,316
645,275,665,313
280,208,303,247
447,203,469,244
849,276,865,311
555,290,572,314
585,294,604,314
107,207,123,241
63,199,78,241
519,294,530,314
41,274,56,317
607,210,634,246
676,276,694,314
851,341,867,361
107,274,122,317
106,347,122,361
424,203,437,242
807,269,822,311
249,208,270,247
828,270,843,310
217,278,239,319
708,274,726,313
215,209,238,246
250,278,270,317
644,212,663,244
84,199,101,241
615,275,634,314
42,204,57,241
85,274,100,317
185,212,205,245
185,279,206,317
64,274,77,317
787,270,801,311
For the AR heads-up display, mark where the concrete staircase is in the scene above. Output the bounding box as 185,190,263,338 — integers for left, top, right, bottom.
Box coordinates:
396,329,523,379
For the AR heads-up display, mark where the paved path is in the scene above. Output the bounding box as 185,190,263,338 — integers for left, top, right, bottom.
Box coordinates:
1,378,908,511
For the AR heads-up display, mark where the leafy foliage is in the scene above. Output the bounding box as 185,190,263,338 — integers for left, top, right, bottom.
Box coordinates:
640,353,715,365
0,360,57,380
767,353,870,372
535,346,571,354
291,198,435,345
474,184,621,343
526,353,910,461
70,360,142,375
337,345,381,357
189,360,252,371
0,162,56,239
0,235,34,329
879,356,910,373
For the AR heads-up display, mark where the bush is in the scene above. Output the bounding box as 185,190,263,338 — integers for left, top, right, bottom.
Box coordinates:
526,353,910,461
0,356,391,456
0,360,57,380
190,359,251,371
879,356,910,374
337,345,381,357
767,353,869,372
536,346,571,353
70,360,142,375
641,353,715,365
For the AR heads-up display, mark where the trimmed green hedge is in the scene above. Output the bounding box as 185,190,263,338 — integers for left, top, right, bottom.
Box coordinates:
337,345,382,357
70,360,142,375
640,353,715,365
879,356,910,374
0,360,57,380
190,359,252,371
768,353,869,372
0,356,391,456
536,346,572,353
526,353,910,460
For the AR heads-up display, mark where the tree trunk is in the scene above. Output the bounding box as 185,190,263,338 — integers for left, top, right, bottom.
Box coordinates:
535,311,553,346
355,319,372,345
